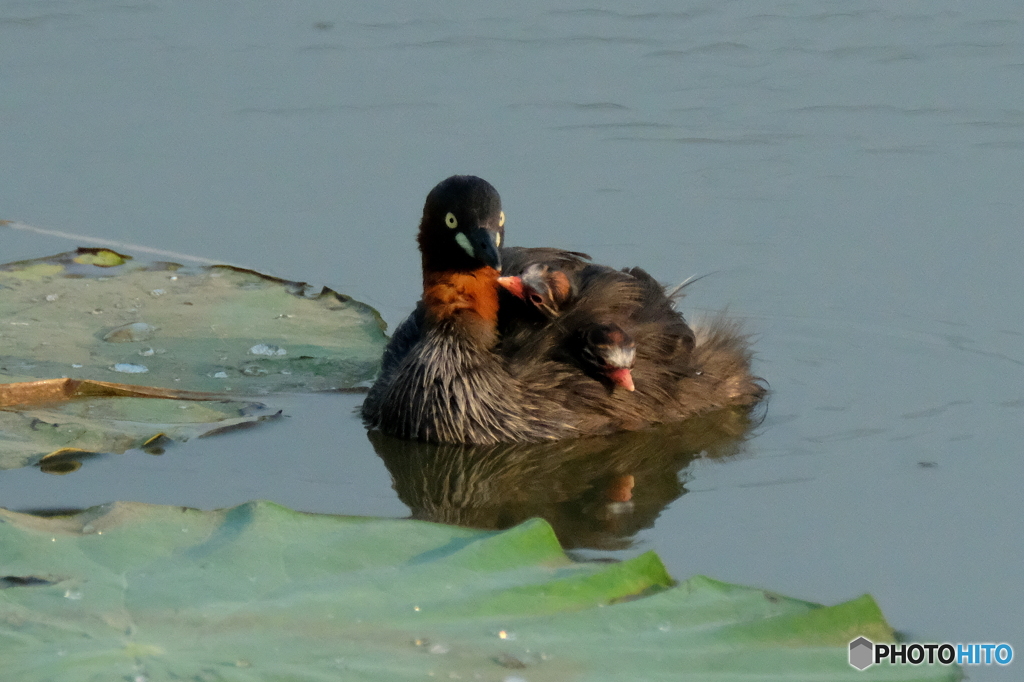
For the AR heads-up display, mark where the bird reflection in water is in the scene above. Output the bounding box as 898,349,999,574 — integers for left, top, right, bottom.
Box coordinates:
370,404,761,551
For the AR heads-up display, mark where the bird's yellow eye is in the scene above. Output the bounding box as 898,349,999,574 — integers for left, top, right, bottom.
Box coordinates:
445,212,458,229
498,211,505,228
495,233,501,247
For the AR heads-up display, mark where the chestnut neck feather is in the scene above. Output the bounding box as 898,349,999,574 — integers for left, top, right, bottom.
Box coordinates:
421,266,501,347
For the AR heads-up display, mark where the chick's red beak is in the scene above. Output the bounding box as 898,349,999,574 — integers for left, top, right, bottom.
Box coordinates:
607,367,635,391
497,275,525,299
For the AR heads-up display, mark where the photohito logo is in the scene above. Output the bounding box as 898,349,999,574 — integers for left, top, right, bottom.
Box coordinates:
849,637,1013,670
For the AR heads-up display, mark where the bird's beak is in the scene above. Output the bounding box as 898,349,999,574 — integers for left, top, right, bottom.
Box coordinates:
497,275,525,299
607,368,635,391
468,226,502,272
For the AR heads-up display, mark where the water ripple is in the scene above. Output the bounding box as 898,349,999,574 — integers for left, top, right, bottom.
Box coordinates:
0,12,78,27
390,34,663,49
547,8,712,21
509,101,629,111
237,102,439,117
552,121,674,131
647,42,752,58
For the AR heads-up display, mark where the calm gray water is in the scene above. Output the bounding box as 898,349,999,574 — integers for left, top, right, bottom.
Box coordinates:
2,1,1022,676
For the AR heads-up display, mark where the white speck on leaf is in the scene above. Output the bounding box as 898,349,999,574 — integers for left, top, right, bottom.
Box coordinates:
249,343,287,356
112,363,149,374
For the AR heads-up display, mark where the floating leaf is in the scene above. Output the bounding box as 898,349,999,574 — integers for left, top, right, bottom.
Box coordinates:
0,248,387,393
72,249,128,267
0,378,242,408
0,391,280,470
0,502,959,681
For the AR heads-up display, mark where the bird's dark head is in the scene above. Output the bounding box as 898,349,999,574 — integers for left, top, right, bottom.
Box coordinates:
579,323,637,391
418,175,505,273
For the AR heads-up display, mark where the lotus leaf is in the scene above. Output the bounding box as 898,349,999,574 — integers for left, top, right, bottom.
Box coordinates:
0,248,387,393
0,501,959,681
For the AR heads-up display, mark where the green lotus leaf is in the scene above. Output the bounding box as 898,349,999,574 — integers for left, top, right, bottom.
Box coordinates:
0,248,387,393
0,501,960,681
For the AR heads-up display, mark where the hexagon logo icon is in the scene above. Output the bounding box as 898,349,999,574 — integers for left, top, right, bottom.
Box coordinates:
849,636,874,670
